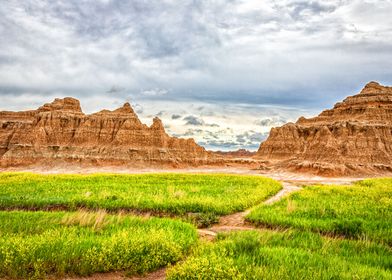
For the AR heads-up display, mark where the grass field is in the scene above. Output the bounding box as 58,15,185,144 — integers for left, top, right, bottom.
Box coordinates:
0,174,391,279
0,211,197,279
167,230,392,280
246,178,392,245
0,173,281,220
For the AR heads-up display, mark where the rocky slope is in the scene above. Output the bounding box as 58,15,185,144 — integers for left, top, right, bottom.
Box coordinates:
0,98,217,168
256,82,392,175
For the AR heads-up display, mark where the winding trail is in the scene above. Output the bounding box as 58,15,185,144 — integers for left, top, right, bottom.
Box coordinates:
264,182,302,205
198,181,302,240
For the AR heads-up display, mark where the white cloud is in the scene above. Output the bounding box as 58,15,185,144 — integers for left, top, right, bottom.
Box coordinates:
140,88,169,96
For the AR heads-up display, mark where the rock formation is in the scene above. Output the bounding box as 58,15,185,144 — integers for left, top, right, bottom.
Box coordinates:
256,82,392,175
214,149,256,158
0,98,217,168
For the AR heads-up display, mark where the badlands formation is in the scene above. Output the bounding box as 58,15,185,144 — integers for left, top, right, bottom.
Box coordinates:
0,81,391,176
0,98,217,168
256,82,392,176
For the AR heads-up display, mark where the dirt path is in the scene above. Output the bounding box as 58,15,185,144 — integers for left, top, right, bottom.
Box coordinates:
128,270,166,280
198,212,255,241
264,182,302,205
198,181,302,240
197,176,360,242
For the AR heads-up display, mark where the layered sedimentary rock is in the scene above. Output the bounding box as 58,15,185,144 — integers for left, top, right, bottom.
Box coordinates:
256,82,392,175
0,98,216,168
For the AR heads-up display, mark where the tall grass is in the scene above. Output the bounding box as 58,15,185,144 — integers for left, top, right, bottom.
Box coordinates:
0,173,281,216
0,211,197,279
246,178,392,245
167,230,392,279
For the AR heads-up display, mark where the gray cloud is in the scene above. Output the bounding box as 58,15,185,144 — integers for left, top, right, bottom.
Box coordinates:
106,86,125,94
1,0,392,150
286,1,338,20
1,0,391,106
199,140,240,150
171,114,182,120
182,115,220,127
254,117,287,127
156,111,165,117
181,129,219,140
236,131,268,145
183,115,204,126
133,103,143,114
182,129,204,137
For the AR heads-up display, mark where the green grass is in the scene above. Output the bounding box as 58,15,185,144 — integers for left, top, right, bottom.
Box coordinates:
0,173,281,217
0,210,197,279
1,174,390,279
167,230,392,280
246,178,392,245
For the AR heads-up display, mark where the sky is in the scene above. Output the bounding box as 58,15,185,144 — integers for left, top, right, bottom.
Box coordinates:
1,0,391,151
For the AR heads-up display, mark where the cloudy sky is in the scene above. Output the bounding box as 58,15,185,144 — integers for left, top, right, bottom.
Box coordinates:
1,0,391,150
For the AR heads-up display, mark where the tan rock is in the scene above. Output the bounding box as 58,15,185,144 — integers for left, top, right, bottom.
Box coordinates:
0,98,218,168
256,82,392,176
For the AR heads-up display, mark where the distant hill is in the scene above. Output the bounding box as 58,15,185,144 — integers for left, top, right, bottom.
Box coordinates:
214,149,256,158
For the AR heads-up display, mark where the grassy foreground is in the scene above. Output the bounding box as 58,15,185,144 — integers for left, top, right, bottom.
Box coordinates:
0,211,197,279
247,178,392,245
167,230,392,280
1,174,390,279
0,173,281,216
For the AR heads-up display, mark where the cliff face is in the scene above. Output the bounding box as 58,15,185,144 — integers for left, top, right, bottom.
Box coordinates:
0,98,216,168
256,82,392,175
